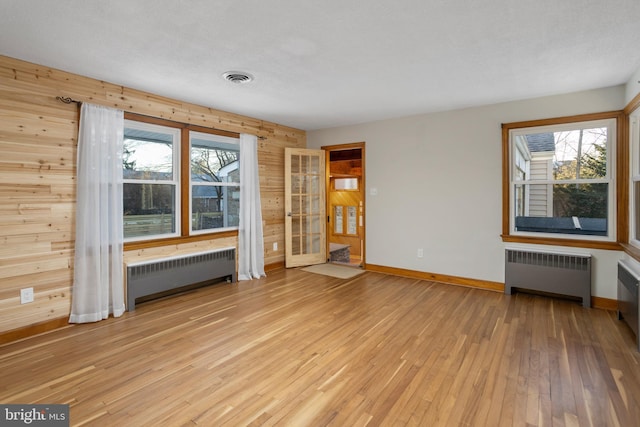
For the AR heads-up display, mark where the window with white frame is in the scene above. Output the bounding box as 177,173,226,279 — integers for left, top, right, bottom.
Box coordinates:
123,120,180,241
506,116,616,239
190,131,240,233
123,116,241,243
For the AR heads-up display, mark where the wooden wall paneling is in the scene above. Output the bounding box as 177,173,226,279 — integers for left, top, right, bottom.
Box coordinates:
0,285,71,330
0,57,78,336
255,131,300,267
0,267,72,292
0,54,305,336
0,249,72,279
328,152,364,259
329,188,363,257
263,223,285,265
123,236,239,265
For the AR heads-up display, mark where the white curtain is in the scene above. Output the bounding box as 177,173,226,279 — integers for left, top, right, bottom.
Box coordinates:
69,103,125,323
238,133,266,280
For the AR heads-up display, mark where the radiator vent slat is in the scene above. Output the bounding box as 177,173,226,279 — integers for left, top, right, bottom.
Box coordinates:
506,250,590,271
126,248,236,311
505,249,591,307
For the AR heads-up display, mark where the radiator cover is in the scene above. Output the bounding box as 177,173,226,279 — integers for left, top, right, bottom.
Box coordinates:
617,260,640,351
504,249,591,307
126,247,236,311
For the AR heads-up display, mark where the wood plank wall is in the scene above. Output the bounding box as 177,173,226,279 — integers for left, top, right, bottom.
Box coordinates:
0,55,306,335
329,159,363,256
329,185,363,257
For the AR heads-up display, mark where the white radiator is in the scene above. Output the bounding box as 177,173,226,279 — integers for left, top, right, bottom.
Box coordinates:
504,249,591,307
126,247,236,311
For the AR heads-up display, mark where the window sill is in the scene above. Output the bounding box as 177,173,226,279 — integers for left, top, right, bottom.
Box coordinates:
124,230,239,251
621,243,640,263
501,234,621,251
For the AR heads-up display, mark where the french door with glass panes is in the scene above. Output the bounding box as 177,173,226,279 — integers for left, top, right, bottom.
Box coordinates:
284,148,326,267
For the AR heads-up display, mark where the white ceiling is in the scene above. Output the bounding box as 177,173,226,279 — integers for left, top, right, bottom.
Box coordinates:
2,0,640,130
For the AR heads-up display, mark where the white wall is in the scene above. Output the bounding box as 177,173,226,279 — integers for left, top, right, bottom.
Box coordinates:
626,65,640,105
308,86,626,299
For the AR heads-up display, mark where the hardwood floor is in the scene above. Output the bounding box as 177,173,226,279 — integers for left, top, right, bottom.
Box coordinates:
2,268,640,426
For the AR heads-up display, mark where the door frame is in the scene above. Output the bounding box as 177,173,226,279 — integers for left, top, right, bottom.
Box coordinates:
321,142,366,268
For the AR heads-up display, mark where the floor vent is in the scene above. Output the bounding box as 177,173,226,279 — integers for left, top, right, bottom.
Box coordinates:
126,247,236,311
505,249,591,307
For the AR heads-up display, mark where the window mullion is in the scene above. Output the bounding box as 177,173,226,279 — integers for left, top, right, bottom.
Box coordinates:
180,128,190,237
518,179,610,185
193,181,238,187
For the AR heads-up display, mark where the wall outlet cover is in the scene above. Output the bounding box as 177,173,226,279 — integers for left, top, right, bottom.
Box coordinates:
20,287,34,304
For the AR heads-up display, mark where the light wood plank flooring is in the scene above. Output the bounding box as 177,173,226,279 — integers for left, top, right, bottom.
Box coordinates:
2,268,640,426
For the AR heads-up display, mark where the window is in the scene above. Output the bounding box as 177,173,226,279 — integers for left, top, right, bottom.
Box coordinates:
333,205,358,235
502,112,623,246
123,115,240,243
630,107,640,246
334,177,358,190
123,120,180,240
190,131,240,233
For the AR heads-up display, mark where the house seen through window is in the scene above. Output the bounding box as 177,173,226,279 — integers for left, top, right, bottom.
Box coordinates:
123,121,180,240
123,118,240,242
190,132,240,234
507,116,615,239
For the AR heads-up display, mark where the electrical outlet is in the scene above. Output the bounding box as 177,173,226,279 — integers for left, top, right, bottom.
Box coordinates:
20,287,34,304
273,242,278,251
417,248,424,258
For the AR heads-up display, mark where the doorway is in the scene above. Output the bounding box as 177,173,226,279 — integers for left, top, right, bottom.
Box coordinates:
322,142,365,268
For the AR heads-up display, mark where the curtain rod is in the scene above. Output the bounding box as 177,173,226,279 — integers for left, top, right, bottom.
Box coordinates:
56,95,267,140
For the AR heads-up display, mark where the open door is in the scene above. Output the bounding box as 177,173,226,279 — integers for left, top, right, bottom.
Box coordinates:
285,148,326,268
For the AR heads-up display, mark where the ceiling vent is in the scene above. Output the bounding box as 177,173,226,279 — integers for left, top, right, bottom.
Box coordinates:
222,71,254,84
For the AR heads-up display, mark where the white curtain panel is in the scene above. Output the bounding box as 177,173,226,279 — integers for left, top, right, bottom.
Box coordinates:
69,103,125,323
238,134,266,280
